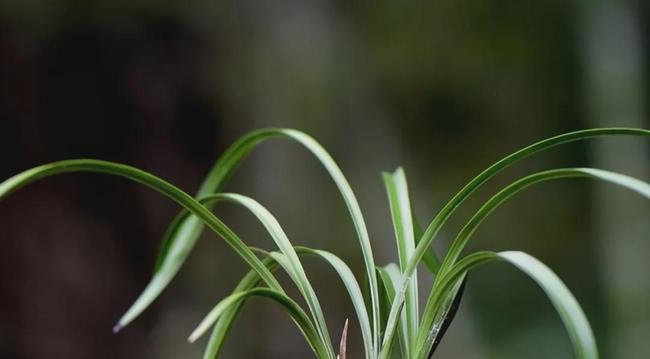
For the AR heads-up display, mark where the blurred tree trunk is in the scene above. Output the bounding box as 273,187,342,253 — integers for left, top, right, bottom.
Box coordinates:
581,1,650,357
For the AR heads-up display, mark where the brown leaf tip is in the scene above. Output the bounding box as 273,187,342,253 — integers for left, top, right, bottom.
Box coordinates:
337,318,349,359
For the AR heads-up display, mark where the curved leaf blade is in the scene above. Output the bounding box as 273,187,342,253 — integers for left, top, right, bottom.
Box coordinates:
0,160,283,331
203,246,373,359
188,288,329,359
418,167,650,353
441,167,650,274
147,128,381,354
417,251,598,359
381,128,649,357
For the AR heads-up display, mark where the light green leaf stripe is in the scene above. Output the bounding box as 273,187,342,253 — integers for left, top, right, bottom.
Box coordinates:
188,287,329,359
380,128,649,357
383,167,418,357
0,160,283,331
417,251,598,359
145,128,381,355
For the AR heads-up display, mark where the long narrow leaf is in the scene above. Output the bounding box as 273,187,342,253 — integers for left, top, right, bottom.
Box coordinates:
376,264,408,359
380,128,649,357
0,160,284,333
202,251,281,359
413,212,441,275
205,193,335,357
296,246,374,359
440,167,650,274
204,246,373,359
425,276,466,359
417,251,598,359
144,128,381,354
417,167,650,349
188,287,329,358
411,128,649,277
383,167,418,356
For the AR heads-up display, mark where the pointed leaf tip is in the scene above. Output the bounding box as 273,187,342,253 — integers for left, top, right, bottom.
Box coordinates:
338,318,349,359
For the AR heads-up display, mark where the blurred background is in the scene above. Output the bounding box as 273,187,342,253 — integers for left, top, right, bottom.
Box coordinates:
0,0,648,358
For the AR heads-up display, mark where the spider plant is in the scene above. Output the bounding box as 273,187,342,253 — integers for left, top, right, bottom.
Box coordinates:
1,127,648,359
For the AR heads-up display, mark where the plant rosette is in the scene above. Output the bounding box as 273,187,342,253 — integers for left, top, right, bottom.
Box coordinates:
1,127,648,359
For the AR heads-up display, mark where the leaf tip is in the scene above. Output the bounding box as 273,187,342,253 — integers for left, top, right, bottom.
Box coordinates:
338,318,349,359
188,327,203,343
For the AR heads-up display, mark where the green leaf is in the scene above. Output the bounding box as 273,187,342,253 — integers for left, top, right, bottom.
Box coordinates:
425,275,466,358
417,167,650,355
413,212,441,275
417,251,598,359
203,246,373,359
376,264,408,359
201,250,281,359
440,168,650,274
296,246,374,359
380,128,649,357
188,287,329,359
146,128,381,354
0,159,284,334
205,193,335,357
412,128,649,279
383,167,418,356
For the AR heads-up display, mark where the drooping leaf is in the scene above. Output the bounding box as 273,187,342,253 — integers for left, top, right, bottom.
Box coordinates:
417,251,598,359
0,160,284,333
145,128,382,353
380,128,649,357
417,167,650,355
439,167,650,275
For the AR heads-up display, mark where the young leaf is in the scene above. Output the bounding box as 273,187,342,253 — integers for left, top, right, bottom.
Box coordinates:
383,167,418,355
337,319,349,359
